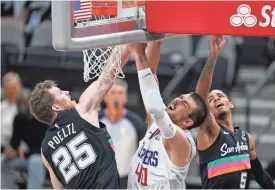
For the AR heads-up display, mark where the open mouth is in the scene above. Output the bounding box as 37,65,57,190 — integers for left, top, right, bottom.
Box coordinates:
168,102,176,111
216,102,225,109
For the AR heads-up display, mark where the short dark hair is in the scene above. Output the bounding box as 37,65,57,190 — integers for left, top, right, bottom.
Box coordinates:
188,92,208,129
210,89,229,100
29,80,57,125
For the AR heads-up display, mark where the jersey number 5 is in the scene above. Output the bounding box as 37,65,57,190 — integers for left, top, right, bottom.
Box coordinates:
240,172,247,189
52,132,97,184
135,163,148,186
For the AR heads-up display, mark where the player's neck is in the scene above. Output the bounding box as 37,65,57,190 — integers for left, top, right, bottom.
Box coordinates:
217,113,234,132
105,107,126,122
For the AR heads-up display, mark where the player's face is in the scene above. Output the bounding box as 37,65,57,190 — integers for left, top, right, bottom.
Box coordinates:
166,93,197,128
208,90,234,119
104,84,127,109
49,86,74,112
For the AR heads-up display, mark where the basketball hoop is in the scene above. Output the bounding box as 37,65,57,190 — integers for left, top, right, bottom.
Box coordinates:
72,1,147,82
73,2,125,82
82,46,123,82
52,0,175,82
74,15,124,82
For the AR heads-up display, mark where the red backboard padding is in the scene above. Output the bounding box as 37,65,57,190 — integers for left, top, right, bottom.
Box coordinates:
145,1,275,36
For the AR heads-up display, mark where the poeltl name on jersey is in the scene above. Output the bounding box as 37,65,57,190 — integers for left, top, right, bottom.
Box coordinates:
48,123,77,150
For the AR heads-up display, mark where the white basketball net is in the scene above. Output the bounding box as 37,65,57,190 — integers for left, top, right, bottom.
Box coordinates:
75,15,125,82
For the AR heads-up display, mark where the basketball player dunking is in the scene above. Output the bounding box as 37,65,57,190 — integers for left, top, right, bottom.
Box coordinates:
28,45,132,189
127,42,208,189
195,35,275,189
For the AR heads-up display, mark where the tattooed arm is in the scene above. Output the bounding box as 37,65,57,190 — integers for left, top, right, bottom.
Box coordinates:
195,56,218,100
195,36,225,150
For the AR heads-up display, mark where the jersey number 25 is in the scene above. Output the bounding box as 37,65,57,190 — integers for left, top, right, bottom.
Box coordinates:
52,132,97,184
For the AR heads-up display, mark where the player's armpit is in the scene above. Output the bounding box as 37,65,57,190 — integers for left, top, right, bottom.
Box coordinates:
41,152,63,189
163,126,192,167
197,112,220,150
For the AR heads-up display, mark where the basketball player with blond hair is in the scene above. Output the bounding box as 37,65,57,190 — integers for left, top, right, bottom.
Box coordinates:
29,45,133,189
194,36,275,189
127,41,208,189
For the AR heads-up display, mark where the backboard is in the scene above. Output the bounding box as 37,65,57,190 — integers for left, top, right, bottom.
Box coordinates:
51,0,174,51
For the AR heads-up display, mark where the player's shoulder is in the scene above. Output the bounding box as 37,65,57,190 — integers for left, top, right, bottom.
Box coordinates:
234,126,250,136
55,107,80,124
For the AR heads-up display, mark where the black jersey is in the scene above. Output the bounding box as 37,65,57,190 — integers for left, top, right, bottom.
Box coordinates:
198,126,251,189
41,108,120,189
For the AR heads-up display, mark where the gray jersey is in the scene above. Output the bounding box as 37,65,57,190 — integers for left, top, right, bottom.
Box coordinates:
128,123,196,189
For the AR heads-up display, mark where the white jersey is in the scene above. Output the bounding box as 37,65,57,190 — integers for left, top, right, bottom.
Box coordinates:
128,123,196,189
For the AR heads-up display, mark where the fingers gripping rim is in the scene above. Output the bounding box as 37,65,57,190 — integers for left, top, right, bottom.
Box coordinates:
82,46,125,82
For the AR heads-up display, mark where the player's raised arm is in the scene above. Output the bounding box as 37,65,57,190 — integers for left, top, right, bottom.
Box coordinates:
146,41,162,75
195,36,225,100
144,41,162,127
195,36,225,145
131,43,192,166
78,45,131,113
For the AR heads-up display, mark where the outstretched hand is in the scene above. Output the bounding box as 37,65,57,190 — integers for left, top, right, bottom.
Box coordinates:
126,43,147,58
209,35,225,58
120,43,147,67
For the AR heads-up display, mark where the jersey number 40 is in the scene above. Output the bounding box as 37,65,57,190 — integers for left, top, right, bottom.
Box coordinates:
51,132,97,184
135,163,148,186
